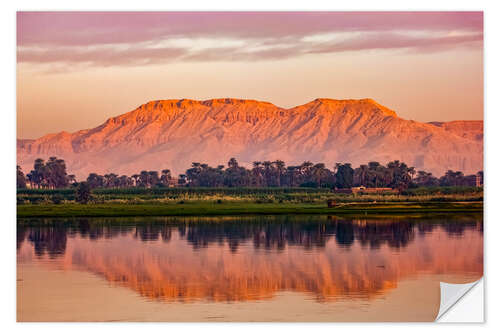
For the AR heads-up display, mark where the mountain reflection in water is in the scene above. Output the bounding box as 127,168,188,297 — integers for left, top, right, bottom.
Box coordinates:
17,215,483,303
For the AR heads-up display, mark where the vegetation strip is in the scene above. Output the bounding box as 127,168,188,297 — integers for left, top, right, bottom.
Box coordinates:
17,202,483,218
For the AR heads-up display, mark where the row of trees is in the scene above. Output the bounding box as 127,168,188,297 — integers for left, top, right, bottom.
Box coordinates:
17,157,75,189
184,159,338,188
183,158,482,189
86,169,173,189
17,156,483,190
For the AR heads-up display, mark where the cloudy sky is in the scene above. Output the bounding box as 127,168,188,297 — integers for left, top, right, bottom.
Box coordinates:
17,11,483,138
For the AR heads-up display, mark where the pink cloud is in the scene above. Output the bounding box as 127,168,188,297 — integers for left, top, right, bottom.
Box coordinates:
17,12,483,67
18,46,187,67
308,32,483,54
17,12,483,46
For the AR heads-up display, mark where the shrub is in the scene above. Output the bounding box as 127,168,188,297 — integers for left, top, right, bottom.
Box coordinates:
75,182,92,204
51,194,64,204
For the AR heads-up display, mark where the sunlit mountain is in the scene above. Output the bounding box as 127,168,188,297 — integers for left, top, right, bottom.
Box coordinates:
17,98,483,178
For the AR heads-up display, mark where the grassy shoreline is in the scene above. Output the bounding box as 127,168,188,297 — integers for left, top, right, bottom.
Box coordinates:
17,201,483,218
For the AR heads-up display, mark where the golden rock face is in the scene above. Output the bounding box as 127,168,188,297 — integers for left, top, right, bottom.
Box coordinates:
17,98,483,179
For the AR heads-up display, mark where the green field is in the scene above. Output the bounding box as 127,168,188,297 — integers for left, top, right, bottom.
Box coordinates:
17,186,482,203
17,186,483,218
17,201,483,218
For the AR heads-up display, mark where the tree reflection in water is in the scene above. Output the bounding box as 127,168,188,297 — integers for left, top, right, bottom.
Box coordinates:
16,215,483,303
17,215,482,257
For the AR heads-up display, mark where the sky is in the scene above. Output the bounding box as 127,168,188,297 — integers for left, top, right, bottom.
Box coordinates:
17,11,483,139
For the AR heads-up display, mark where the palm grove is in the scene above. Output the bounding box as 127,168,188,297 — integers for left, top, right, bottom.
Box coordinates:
17,156,483,190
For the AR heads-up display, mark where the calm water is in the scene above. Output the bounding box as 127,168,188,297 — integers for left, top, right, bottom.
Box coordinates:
17,215,483,322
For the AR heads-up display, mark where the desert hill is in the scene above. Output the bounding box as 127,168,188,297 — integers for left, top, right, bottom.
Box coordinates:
17,98,483,179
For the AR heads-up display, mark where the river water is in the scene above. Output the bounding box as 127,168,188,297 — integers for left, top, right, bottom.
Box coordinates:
17,214,483,322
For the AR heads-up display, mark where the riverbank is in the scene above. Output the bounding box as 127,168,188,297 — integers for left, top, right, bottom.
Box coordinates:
17,201,483,218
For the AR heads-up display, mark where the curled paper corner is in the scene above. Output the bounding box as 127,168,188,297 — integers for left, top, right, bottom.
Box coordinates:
436,278,483,322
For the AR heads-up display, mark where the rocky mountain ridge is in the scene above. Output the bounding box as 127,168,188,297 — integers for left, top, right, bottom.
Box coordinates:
17,98,483,179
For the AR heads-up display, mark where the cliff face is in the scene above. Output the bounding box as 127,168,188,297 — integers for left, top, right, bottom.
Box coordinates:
17,98,483,179
427,121,483,141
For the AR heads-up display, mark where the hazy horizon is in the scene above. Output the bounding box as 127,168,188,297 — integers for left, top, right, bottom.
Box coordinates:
17,11,483,139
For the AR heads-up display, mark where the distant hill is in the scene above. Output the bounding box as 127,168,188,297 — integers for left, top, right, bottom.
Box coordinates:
17,98,483,179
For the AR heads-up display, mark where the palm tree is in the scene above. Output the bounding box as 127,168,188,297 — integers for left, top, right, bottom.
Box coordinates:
87,173,104,189
118,175,131,187
228,158,239,169
286,166,299,187
356,164,369,186
367,161,382,187
335,163,354,189
148,171,160,187
139,170,150,187
415,171,439,187
32,158,46,188
104,174,112,188
300,161,314,184
251,161,263,187
408,166,416,180
131,174,140,187
262,161,273,186
17,165,27,188
178,174,187,186
67,174,76,185
161,169,172,186
26,171,34,188
440,170,465,186
273,160,285,187
44,157,69,188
